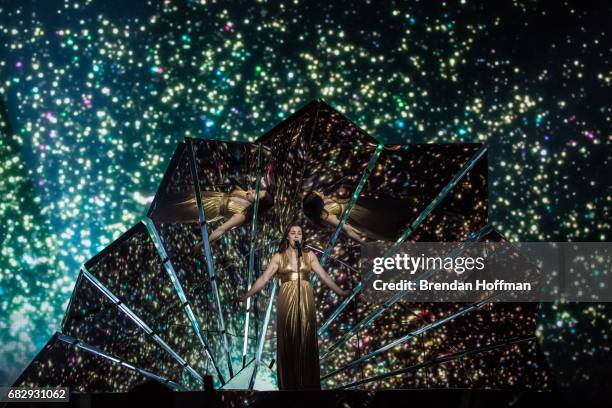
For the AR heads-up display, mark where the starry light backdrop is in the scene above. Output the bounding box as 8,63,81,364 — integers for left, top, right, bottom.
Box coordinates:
0,0,610,386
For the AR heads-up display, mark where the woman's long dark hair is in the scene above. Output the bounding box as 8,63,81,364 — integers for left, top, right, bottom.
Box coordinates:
302,191,328,227
242,190,274,220
241,169,276,220
277,224,309,259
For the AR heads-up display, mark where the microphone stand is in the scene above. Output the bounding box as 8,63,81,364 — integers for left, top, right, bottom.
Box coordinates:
295,240,303,387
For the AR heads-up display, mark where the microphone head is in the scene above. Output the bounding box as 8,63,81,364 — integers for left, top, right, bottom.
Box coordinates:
294,240,303,257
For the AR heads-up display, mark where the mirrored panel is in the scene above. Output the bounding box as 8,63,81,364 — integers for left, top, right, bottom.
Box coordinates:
84,222,216,384
315,143,489,381
61,273,193,388
146,143,229,384
191,139,264,374
252,102,318,387
410,154,488,241
13,334,181,392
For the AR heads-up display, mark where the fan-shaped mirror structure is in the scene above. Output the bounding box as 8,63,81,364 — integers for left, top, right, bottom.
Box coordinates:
13,100,550,392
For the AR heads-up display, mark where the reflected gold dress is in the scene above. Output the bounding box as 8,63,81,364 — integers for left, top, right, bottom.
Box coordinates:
276,251,321,390
152,188,250,223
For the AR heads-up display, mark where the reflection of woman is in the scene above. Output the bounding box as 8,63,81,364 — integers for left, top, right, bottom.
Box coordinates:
152,175,274,244
239,225,349,390
196,187,273,243
303,190,415,243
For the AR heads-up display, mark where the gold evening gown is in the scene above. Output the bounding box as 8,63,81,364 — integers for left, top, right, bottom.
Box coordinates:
276,251,321,390
151,188,250,223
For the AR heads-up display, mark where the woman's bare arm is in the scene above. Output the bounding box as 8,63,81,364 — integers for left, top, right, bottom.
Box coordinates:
309,252,349,296
209,212,247,241
192,212,248,253
240,253,280,301
323,213,366,244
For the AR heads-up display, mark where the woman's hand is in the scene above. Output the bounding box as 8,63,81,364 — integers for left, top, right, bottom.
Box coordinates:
337,289,351,297
238,293,248,302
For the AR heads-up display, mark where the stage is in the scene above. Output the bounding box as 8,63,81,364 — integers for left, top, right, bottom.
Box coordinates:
4,388,612,408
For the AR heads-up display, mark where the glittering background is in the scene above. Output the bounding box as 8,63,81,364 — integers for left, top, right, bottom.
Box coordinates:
0,0,610,387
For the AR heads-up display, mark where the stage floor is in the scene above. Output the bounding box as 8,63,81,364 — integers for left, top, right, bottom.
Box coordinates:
4,388,611,408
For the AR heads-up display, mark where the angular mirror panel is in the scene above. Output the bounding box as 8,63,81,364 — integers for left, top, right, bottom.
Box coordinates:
257,101,317,236
84,222,220,385
330,346,433,390
13,334,183,392
61,272,194,388
409,153,488,241
316,146,490,369
148,142,196,224
467,338,551,390
249,101,319,387
339,144,484,244
299,102,379,247
190,139,263,375
145,143,230,384
415,317,474,389
320,229,551,390
429,303,549,390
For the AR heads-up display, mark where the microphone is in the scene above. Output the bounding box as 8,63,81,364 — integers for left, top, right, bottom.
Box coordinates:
295,240,303,258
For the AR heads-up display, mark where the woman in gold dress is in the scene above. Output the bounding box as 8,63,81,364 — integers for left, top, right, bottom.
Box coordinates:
151,175,274,244
302,190,417,243
239,225,350,390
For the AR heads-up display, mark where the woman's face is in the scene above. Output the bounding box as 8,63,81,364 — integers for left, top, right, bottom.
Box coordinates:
287,226,303,246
